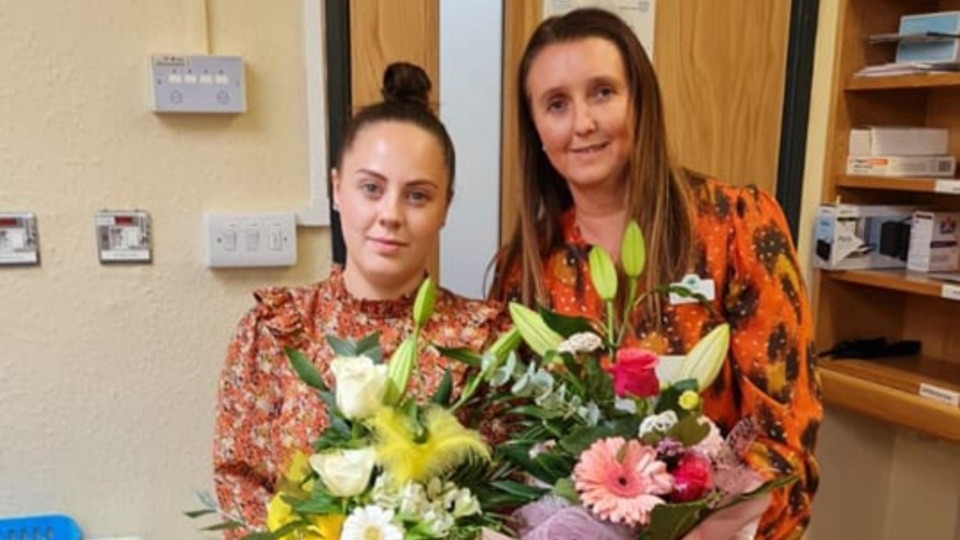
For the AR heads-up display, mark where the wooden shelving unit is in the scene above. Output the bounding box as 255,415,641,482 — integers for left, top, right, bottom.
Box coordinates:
817,0,960,441
836,174,960,194
826,268,960,298
820,357,960,443
846,72,960,91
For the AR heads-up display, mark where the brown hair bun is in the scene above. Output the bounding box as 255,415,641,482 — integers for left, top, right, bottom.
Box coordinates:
381,62,432,108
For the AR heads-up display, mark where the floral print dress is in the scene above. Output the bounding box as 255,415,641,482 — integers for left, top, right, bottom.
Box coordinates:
500,178,822,540
212,270,504,537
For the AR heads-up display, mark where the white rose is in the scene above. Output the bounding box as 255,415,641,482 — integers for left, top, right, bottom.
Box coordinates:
330,355,388,419
310,447,376,497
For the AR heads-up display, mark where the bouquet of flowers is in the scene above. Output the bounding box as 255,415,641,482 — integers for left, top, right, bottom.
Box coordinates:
189,277,524,540
476,222,793,540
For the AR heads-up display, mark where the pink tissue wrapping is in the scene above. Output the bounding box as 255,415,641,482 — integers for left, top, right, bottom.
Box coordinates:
482,491,770,540
513,496,634,540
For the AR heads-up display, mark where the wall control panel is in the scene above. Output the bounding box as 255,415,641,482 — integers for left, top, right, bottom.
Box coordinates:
0,212,39,266
150,55,246,114
204,212,296,268
96,210,152,263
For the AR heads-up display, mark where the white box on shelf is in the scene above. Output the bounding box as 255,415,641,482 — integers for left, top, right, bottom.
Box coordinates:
896,11,960,64
813,204,916,270
907,211,960,272
849,126,949,156
846,155,956,177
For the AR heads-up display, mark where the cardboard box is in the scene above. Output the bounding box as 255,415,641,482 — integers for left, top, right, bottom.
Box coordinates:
907,211,960,272
896,11,960,64
846,155,956,177
849,126,949,156
814,204,916,270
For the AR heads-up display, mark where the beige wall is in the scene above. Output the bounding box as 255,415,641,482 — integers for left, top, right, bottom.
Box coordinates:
799,2,960,539
0,1,330,537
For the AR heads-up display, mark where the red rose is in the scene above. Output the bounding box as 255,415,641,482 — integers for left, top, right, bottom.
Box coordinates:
670,453,713,502
607,348,660,398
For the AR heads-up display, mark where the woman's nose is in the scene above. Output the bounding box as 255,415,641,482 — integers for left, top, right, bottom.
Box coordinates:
377,194,402,227
574,103,597,135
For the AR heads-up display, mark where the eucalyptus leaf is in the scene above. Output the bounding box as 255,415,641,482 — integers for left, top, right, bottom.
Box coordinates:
285,347,328,392
325,334,356,356
355,332,382,363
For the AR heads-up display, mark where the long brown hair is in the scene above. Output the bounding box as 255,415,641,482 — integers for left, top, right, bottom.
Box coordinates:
490,8,697,311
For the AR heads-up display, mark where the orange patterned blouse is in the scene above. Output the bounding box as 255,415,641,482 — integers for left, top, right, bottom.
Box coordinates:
212,269,504,537
499,178,822,540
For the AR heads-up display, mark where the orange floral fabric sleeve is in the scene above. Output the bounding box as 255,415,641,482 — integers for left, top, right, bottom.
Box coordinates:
706,183,822,540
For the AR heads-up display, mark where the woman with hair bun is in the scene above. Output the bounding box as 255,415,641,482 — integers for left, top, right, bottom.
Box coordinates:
212,62,504,536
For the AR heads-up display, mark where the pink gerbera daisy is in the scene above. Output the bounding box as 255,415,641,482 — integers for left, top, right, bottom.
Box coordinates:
573,437,673,526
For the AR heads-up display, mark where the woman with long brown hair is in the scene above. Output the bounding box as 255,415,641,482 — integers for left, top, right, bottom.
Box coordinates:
491,8,821,540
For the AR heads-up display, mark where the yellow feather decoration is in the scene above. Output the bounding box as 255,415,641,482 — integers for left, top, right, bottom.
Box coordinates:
369,406,490,485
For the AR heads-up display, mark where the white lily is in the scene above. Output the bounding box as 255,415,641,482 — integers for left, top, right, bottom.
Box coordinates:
673,324,730,390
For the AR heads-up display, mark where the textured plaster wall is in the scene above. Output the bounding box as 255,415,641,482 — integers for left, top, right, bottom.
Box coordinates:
0,1,330,537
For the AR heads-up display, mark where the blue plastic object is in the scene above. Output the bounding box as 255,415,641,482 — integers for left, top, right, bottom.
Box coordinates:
0,515,82,540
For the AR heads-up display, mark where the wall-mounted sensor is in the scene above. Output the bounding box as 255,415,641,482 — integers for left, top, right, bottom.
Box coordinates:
0,212,39,266
96,210,152,264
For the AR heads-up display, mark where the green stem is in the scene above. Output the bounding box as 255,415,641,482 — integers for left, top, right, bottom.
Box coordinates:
618,278,638,346
605,300,616,348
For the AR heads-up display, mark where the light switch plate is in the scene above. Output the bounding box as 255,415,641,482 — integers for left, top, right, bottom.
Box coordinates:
150,54,246,113
204,212,296,268
96,210,152,263
0,212,39,266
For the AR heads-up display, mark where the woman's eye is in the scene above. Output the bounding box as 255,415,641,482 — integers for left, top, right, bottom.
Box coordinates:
546,97,567,113
359,182,382,197
595,86,615,100
407,190,432,205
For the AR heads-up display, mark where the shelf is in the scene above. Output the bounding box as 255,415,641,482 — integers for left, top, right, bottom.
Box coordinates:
820,357,960,443
836,175,960,194
846,72,960,91
825,268,960,300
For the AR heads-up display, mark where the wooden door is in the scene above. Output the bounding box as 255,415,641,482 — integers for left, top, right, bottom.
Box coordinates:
500,0,791,242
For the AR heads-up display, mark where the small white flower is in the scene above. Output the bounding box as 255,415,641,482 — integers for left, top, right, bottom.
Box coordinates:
341,506,403,540
450,488,480,517
424,508,455,536
556,332,603,355
614,397,637,414
577,402,601,425
398,482,429,517
639,410,679,437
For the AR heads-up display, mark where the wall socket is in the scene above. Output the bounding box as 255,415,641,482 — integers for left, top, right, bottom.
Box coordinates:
204,212,296,268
